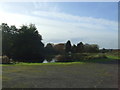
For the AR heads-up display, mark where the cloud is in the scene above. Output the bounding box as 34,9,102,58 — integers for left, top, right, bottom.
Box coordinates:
33,2,60,12
32,10,117,33
33,11,117,26
0,10,118,49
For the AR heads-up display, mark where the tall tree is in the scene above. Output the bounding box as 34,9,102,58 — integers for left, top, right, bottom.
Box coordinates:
13,24,45,62
1,23,45,62
1,23,12,58
65,40,72,53
0,29,2,56
77,42,84,53
45,43,56,55
71,44,77,53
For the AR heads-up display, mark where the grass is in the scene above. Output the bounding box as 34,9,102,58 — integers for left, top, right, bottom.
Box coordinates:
106,54,120,60
1,61,85,66
2,61,118,88
2,52,119,88
105,51,120,60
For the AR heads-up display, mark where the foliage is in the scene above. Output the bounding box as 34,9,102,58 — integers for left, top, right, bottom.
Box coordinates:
1,23,45,62
53,43,65,54
65,40,72,53
69,41,99,54
77,42,84,53
45,43,58,55
0,23,105,64
54,54,73,62
71,44,77,53
84,44,99,53
2,55,10,64
54,53,109,62
0,29,2,55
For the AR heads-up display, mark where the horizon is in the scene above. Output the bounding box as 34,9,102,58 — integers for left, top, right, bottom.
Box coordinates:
0,2,118,49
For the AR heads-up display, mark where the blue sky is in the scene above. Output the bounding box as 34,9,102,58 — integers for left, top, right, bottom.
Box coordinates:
0,2,118,49
0,2,118,21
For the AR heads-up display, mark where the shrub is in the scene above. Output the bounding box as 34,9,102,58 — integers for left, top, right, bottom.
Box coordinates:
55,54,73,62
2,55,10,64
54,53,108,62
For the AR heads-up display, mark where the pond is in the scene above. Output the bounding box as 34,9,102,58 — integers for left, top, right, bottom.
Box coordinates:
42,58,56,63
42,54,65,63
42,54,72,63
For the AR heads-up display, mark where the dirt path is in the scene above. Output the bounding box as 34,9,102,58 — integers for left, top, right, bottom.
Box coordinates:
2,62,118,88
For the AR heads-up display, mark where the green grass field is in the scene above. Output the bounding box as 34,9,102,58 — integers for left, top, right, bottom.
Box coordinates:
2,53,119,88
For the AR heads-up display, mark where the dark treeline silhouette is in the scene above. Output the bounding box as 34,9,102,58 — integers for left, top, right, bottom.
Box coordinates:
1,23,100,63
1,23,45,63
47,40,99,54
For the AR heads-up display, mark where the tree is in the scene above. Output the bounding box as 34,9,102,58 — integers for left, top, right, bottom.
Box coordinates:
1,23,45,62
46,43,53,49
54,43,65,54
13,24,45,62
65,40,72,53
71,44,77,53
0,29,2,56
1,23,12,58
101,48,106,53
90,44,99,53
84,44,99,53
45,43,57,55
77,42,84,53
10,25,18,34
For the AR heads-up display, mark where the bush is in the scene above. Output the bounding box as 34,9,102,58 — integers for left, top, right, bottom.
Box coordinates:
2,55,10,64
97,54,107,59
55,54,73,62
71,53,107,61
53,53,108,62
71,53,89,61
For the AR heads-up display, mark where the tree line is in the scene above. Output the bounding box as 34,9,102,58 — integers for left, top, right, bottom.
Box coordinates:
0,23,100,63
45,41,99,54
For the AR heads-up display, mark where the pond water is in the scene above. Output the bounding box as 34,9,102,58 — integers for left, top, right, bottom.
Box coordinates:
42,58,56,63
42,54,72,63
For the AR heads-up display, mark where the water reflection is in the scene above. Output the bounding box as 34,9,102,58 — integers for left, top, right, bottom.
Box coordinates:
43,58,56,63
43,54,72,63
42,59,48,63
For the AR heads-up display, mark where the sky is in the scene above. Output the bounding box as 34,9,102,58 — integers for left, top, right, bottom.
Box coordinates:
0,2,118,49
